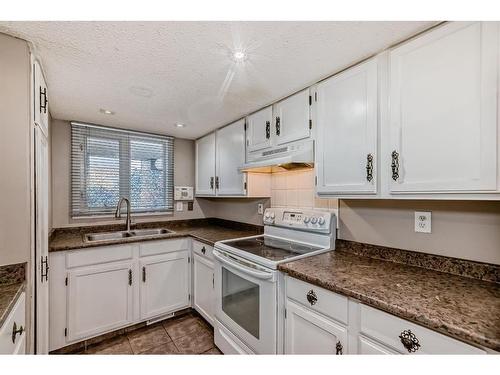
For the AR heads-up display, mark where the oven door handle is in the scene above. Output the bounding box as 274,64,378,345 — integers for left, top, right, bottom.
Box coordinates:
213,249,274,280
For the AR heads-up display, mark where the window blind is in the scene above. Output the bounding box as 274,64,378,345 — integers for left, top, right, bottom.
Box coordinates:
71,122,174,217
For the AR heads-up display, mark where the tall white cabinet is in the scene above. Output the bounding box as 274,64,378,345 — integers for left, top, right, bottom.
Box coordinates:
246,106,273,152
388,21,498,194
195,132,217,196
315,58,378,195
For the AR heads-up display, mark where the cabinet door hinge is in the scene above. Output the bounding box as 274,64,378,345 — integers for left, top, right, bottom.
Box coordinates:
244,121,247,131
64,328,67,337
309,119,312,130
315,176,318,186
244,182,247,190
309,95,312,106
188,256,191,264
284,308,287,319
315,92,317,102
65,277,68,286
188,293,191,301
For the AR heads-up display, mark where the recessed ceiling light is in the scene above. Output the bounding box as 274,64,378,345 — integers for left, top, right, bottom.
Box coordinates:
99,108,115,115
174,123,186,128
232,50,247,63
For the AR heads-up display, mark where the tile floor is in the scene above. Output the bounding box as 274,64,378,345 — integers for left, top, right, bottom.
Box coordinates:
71,312,222,355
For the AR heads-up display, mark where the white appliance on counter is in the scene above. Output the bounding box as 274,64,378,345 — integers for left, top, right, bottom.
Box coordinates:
213,207,336,354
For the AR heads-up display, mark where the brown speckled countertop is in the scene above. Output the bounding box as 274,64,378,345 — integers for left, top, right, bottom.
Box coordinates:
49,218,263,252
278,249,500,351
0,283,24,327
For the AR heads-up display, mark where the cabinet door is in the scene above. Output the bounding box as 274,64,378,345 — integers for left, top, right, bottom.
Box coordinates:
389,22,498,193
34,125,50,354
140,251,190,320
67,261,134,342
316,58,378,195
285,300,348,354
358,336,398,354
216,119,246,196
195,132,216,196
246,106,273,152
193,253,215,325
273,89,311,146
33,60,49,137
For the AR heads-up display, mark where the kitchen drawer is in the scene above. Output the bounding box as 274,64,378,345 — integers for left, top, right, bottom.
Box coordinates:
192,240,214,260
66,245,133,268
0,292,26,354
286,277,348,325
359,304,485,354
139,238,189,257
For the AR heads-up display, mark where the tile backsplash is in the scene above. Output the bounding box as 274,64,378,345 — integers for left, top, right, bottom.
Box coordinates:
271,169,338,210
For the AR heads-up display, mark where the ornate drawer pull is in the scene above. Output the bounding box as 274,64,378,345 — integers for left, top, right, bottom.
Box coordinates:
275,117,280,136
265,121,271,139
399,329,421,353
12,322,24,344
335,341,343,355
306,289,317,306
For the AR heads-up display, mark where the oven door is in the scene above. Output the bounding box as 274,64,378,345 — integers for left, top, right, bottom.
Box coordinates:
213,248,277,354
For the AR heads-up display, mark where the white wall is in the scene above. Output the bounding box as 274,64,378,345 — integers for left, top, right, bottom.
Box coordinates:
0,33,31,266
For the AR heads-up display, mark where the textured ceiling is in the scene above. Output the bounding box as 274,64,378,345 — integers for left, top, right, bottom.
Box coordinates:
0,21,435,139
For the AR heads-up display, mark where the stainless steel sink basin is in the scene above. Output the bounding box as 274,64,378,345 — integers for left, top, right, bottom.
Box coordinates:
84,228,174,242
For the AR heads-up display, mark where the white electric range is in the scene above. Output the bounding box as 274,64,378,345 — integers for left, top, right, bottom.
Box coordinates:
213,207,336,354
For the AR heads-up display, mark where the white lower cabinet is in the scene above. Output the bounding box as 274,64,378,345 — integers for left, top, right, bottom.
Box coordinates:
285,300,347,354
284,276,487,355
0,292,26,354
193,253,215,325
49,238,191,351
140,251,190,320
67,261,134,342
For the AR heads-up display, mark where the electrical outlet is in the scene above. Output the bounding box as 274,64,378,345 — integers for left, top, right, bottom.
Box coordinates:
257,203,264,215
415,211,431,233
176,202,183,212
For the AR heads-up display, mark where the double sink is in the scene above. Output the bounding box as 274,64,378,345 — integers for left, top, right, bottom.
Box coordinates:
84,228,174,242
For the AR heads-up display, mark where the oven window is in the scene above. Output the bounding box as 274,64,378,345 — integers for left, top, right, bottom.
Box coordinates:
222,268,260,339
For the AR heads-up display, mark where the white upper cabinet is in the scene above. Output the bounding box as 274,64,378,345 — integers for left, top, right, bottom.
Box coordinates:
388,22,499,193
273,89,311,146
33,60,49,137
246,106,273,152
216,119,246,196
195,132,216,196
315,57,378,195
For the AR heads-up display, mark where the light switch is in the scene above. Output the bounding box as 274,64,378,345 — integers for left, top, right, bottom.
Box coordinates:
176,202,183,212
415,211,431,233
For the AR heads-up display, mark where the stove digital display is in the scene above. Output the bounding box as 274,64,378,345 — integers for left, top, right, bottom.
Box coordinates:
283,211,303,223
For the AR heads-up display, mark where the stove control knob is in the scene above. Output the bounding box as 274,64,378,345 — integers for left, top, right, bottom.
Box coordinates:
265,211,270,219
318,217,325,226
311,217,318,225
303,216,310,224
270,212,275,219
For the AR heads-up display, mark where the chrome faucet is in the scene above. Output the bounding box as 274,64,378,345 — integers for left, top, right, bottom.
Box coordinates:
115,197,132,232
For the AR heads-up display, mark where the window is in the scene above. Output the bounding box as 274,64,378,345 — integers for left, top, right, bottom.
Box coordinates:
71,122,174,217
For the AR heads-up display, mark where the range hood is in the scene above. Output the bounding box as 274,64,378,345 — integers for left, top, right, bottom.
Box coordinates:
239,139,314,173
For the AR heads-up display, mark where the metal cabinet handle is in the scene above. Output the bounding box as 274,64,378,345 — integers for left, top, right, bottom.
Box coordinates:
366,153,374,182
306,289,318,306
215,176,219,189
210,177,214,190
275,116,280,136
399,329,421,353
335,341,343,355
201,246,206,254
142,266,146,282
12,322,24,344
39,86,48,114
41,255,49,282
391,150,400,181
128,269,132,286
265,121,271,139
